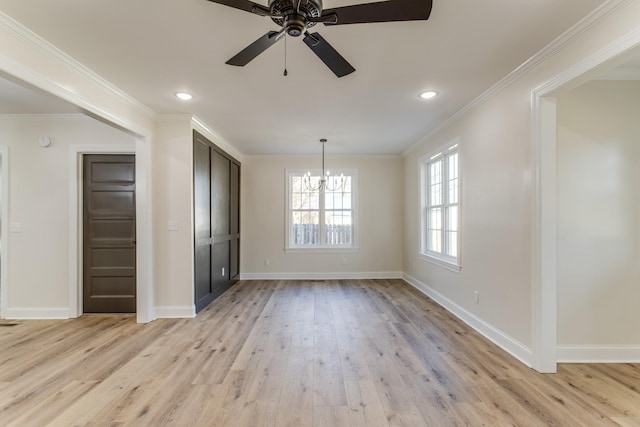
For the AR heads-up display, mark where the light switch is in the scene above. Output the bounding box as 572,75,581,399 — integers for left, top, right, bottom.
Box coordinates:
10,223,22,233
168,220,178,231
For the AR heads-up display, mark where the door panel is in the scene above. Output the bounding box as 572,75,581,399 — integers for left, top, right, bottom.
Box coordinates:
212,241,230,296
194,141,211,241
211,150,230,236
90,162,135,182
230,238,239,280
230,162,240,234
90,191,135,212
83,154,136,313
195,245,212,308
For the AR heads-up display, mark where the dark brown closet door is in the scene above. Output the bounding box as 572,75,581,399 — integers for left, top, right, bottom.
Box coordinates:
194,140,214,311
83,154,136,313
211,149,231,292
229,161,240,280
193,132,240,313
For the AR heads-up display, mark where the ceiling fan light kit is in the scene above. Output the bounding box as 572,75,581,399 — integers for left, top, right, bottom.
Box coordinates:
206,0,433,77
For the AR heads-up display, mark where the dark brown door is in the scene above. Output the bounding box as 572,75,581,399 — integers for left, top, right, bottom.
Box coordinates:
194,140,214,311
193,131,240,312
83,154,136,313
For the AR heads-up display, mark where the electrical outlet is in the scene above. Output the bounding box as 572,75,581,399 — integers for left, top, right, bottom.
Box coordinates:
341,257,347,265
474,291,480,304
168,220,178,231
264,258,270,266
10,223,22,233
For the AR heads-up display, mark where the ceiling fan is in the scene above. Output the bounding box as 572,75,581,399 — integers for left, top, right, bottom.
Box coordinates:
206,0,433,77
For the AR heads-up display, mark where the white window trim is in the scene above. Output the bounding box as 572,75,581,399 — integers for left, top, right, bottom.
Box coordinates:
285,168,359,253
419,140,461,272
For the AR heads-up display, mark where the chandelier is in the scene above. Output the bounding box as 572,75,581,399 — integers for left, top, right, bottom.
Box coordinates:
304,138,344,192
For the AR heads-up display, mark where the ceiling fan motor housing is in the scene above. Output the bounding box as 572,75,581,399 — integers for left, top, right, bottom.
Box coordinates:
269,0,323,36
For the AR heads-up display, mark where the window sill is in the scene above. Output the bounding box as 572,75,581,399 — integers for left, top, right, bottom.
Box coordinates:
419,253,461,273
285,246,360,254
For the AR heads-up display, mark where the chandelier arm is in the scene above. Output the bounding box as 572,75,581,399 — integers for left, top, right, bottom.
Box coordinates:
303,175,323,192
323,175,345,192
304,138,344,192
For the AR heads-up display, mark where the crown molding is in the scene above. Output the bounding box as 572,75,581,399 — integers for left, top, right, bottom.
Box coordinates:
154,114,245,161
191,115,245,162
0,11,157,121
0,113,89,122
402,0,633,157
156,114,194,123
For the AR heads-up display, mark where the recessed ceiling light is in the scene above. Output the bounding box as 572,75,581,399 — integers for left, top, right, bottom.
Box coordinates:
419,90,438,100
175,92,193,101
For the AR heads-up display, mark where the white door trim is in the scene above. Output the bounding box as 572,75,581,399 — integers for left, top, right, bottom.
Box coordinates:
531,27,640,373
69,141,153,323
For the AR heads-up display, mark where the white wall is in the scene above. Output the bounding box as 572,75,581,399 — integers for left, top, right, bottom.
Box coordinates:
556,80,640,349
1,12,157,321
403,0,640,365
152,118,194,316
242,155,403,277
0,116,135,317
152,117,246,317
403,93,533,350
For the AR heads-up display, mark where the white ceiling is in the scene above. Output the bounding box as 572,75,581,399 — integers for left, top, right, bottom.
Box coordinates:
0,0,612,154
0,75,79,114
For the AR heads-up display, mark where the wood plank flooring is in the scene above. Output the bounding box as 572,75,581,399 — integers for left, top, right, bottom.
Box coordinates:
1,279,639,426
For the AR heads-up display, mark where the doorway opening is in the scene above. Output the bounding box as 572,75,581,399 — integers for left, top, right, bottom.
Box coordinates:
532,36,640,373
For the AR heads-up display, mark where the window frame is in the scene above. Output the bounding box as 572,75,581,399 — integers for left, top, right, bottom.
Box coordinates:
419,141,461,271
285,168,359,253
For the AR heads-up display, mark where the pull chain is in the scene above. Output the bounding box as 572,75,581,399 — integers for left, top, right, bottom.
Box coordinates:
283,34,288,76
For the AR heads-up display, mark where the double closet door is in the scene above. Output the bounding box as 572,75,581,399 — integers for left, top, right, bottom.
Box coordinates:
193,131,240,312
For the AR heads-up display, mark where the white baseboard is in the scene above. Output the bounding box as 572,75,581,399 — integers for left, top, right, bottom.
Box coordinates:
557,345,640,363
154,305,196,318
4,307,72,319
403,273,533,367
239,271,403,280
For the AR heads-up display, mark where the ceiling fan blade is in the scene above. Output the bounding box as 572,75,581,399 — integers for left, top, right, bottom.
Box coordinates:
308,13,338,24
204,0,271,16
226,30,285,66
323,0,432,25
303,32,355,78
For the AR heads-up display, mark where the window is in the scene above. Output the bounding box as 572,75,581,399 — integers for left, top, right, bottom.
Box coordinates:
286,170,357,251
420,143,460,269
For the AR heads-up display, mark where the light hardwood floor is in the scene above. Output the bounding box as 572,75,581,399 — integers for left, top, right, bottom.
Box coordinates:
1,279,639,426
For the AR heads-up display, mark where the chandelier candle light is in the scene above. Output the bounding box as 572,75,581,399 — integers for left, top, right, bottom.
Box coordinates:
304,138,344,192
